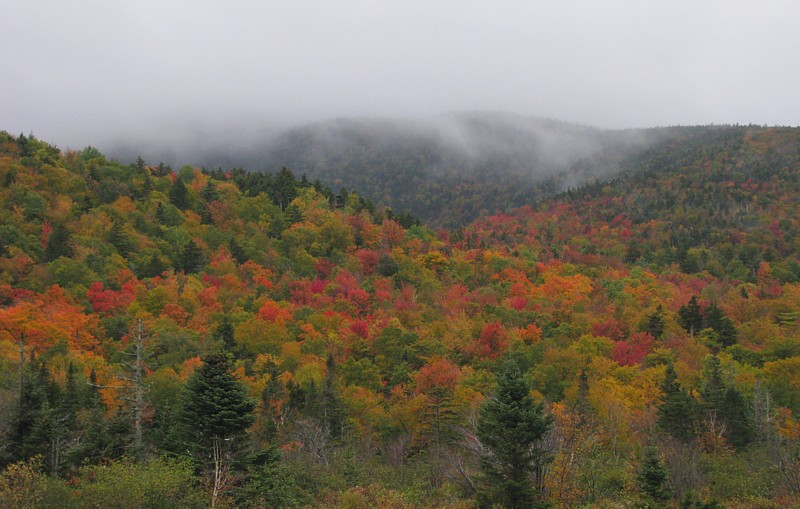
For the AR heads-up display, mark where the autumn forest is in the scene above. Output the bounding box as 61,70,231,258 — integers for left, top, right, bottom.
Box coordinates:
1,126,800,508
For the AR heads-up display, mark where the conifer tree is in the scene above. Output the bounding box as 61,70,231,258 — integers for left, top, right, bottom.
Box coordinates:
476,362,553,509
177,353,255,507
704,304,737,347
656,364,696,441
178,240,204,273
107,220,131,257
699,356,726,415
42,223,73,262
645,305,666,340
678,296,703,335
637,447,671,506
228,237,247,264
719,386,754,449
168,177,190,210
214,316,235,352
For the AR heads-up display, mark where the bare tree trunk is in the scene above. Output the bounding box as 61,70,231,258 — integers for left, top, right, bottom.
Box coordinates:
211,437,231,508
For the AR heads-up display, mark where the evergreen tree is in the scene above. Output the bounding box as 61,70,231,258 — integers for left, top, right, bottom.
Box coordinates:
645,305,666,340
213,316,236,351
637,447,671,506
699,356,726,416
178,240,204,274
177,353,255,507
107,220,132,257
200,180,220,202
228,237,247,264
574,367,592,425
322,354,345,441
142,252,167,278
43,223,73,262
656,364,696,441
704,304,737,347
177,353,255,450
476,362,553,509
168,177,190,210
155,202,168,225
719,386,754,449
678,296,704,335
272,167,298,210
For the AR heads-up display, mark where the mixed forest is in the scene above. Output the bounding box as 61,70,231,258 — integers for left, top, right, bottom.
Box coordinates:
1,126,800,508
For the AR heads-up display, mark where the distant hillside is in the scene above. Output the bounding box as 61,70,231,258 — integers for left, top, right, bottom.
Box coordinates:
201,112,679,226
113,112,725,227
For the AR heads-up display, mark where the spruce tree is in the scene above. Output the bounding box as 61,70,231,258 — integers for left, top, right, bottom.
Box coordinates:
678,296,704,335
720,386,754,449
177,353,255,507
645,305,666,340
637,447,671,505
656,364,696,441
43,223,73,262
704,304,737,347
107,220,131,257
213,316,236,351
178,353,255,447
178,240,204,273
476,362,553,509
699,356,726,416
168,177,190,210
228,237,247,264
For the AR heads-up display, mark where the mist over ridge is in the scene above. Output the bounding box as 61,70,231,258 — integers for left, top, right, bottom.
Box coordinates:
107,111,726,226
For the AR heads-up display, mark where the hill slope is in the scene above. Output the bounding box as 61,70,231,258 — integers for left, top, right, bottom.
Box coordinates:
115,112,730,227
1,128,800,507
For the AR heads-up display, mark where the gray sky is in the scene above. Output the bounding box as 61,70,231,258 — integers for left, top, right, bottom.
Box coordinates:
3,0,799,149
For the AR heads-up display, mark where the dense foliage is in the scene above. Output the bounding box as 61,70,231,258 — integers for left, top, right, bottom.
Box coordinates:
1,127,800,507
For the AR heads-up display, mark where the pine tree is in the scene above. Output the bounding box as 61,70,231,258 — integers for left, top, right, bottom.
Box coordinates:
177,353,255,507
168,177,190,210
228,237,247,264
271,167,298,210
107,220,131,257
704,304,737,347
699,356,726,415
214,316,235,351
645,305,666,340
656,364,696,441
637,447,671,505
43,223,73,262
719,386,754,449
178,353,255,446
322,354,345,441
476,362,553,509
178,240,204,273
678,296,703,335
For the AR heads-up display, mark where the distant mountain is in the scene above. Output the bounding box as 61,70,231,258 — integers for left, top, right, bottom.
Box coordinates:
111,112,755,227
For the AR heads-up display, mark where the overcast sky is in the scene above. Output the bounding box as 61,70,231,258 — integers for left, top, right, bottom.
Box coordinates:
3,0,799,150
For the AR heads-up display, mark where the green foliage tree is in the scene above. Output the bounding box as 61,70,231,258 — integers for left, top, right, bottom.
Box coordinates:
704,304,737,347
177,353,255,507
656,364,696,441
678,297,703,335
178,240,204,274
476,361,553,509
645,305,666,340
699,356,726,415
107,220,132,258
637,447,671,506
42,223,73,262
168,177,190,210
719,386,754,449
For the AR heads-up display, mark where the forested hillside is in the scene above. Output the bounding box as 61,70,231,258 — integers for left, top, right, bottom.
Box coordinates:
1,128,800,508
165,113,758,228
